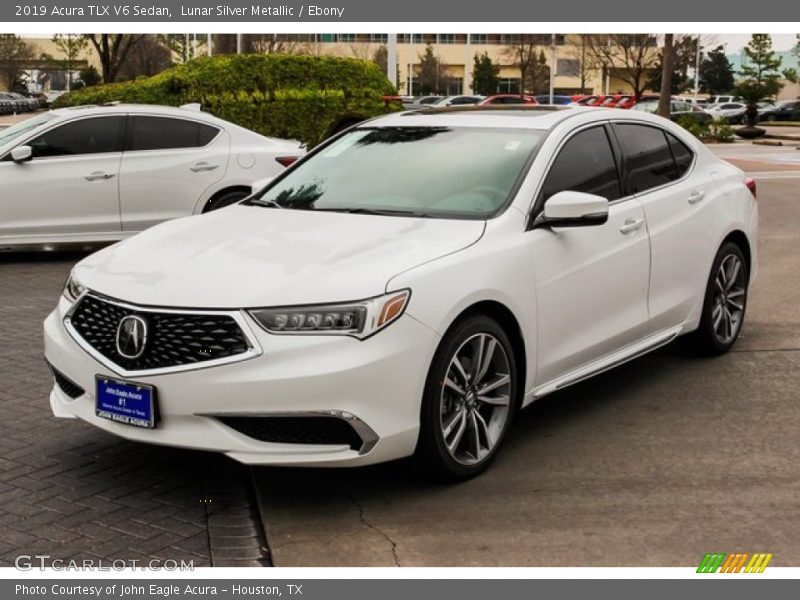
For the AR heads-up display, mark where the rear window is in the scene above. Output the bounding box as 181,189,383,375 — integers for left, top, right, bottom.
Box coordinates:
251,126,544,219
614,123,680,193
127,116,219,151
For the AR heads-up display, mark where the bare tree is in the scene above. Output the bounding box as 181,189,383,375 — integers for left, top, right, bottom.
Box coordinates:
502,35,546,94
657,34,674,118
117,36,172,80
249,34,301,55
586,34,660,100
562,34,605,95
84,34,146,82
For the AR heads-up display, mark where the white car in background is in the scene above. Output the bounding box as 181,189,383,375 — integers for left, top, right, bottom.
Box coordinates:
44,106,757,480
705,102,747,124
0,103,303,248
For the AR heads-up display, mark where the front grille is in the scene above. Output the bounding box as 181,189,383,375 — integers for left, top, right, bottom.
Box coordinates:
218,416,365,450
69,294,250,372
48,364,85,399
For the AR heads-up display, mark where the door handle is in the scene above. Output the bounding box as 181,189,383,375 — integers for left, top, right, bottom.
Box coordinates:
619,217,645,234
688,191,706,205
84,171,115,181
190,162,219,172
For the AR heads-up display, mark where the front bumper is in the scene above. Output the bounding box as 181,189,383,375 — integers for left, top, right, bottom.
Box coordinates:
44,295,440,466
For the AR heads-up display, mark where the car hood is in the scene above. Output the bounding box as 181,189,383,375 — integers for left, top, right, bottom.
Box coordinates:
74,205,485,308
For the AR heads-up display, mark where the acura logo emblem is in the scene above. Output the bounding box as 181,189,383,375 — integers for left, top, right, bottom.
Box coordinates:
116,315,148,359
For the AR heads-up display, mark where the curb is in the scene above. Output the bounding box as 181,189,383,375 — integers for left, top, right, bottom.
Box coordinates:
202,455,272,567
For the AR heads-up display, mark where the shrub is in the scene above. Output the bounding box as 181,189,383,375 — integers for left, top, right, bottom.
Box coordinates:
676,115,735,143
55,54,399,147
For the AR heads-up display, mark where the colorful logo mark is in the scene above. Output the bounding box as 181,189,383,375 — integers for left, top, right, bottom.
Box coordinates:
697,553,773,573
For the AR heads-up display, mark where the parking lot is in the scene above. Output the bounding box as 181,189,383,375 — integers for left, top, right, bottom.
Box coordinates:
1,143,798,567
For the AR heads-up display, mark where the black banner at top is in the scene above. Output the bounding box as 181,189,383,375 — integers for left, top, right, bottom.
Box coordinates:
4,0,800,22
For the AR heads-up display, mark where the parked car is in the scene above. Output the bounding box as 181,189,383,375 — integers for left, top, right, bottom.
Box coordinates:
480,94,537,106
631,99,713,125
533,94,573,106
431,95,484,107
0,92,26,113
0,93,14,115
757,100,800,122
44,106,757,480
706,95,740,105
0,103,304,247
8,92,37,112
705,102,747,124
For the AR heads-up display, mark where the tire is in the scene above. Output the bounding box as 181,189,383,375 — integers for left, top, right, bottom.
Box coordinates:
203,189,250,212
683,242,749,356
415,314,519,481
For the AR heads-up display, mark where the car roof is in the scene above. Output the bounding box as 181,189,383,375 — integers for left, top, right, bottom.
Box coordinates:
49,103,225,125
368,105,632,130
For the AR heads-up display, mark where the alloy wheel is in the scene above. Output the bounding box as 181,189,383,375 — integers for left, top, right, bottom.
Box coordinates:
712,254,747,345
439,333,512,466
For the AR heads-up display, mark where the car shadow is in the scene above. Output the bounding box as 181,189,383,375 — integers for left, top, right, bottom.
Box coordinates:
251,340,697,498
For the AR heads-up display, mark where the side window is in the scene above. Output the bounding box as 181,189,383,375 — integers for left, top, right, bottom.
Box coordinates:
665,132,694,178
26,117,123,158
539,126,622,204
614,124,678,193
127,116,220,151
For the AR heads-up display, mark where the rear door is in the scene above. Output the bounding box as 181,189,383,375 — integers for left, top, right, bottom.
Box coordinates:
118,114,229,232
612,122,718,332
0,115,123,239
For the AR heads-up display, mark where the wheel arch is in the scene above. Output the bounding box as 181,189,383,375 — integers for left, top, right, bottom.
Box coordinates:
200,185,252,213
446,300,528,408
720,229,752,275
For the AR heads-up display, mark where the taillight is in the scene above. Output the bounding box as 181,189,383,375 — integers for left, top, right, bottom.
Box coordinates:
744,177,757,198
275,156,299,168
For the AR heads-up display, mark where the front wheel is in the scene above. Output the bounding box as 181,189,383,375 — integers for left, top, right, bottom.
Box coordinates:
684,242,749,355
416,315,518,481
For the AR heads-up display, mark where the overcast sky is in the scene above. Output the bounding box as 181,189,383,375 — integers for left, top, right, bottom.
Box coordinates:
712,33,797,52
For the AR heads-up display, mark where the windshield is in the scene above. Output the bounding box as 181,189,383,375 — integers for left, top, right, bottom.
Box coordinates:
0,112,57,147
248,126,544,219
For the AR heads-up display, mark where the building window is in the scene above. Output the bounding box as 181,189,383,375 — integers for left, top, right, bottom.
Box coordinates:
439,34,456,44
557,58,580,77
370,34,388,43
498,78,522,94
338,34,356,43
471,34,487,44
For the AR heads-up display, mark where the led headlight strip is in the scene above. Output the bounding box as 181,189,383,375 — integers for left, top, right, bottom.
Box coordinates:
249,289,410,340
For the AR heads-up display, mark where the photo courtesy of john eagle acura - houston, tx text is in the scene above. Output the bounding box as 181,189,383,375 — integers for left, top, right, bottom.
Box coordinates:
43,106,757,480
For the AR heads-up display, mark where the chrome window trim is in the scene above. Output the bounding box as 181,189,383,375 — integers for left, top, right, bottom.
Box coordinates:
63,291,263,378
200,410,380,455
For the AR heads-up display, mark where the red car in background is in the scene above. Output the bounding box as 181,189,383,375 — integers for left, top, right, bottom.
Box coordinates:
597,94,636,109
480,94,538,106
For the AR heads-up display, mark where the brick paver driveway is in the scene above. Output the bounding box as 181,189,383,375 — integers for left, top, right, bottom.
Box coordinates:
0,251,266,567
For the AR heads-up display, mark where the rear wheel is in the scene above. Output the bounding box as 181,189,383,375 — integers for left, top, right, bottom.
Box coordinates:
416,315,518,481
203,189,250,212
684,242,749,355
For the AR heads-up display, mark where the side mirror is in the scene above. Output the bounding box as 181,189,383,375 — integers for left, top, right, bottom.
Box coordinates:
10,145,32,163
533,191,609,229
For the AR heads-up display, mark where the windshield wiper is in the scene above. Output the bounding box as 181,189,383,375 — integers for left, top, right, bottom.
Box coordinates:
247,198,282,208
312,207,434,218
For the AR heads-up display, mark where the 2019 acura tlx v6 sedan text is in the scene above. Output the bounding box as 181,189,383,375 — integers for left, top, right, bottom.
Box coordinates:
44,106,758,480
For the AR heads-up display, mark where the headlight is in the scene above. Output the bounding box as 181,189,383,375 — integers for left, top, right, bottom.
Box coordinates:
63,274,86,302
249,289,410,340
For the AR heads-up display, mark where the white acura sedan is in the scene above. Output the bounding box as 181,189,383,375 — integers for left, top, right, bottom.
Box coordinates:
0,103,303,248
44,106,758,480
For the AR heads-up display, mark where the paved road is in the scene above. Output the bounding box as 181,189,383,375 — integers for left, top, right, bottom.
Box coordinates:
254,145,800,567
0,253,267,567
